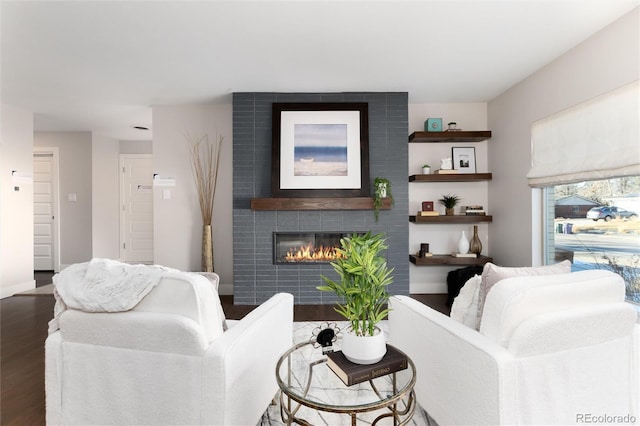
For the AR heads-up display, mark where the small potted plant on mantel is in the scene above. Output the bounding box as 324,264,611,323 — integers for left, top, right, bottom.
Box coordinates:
373,177,394,222
317,232,394,364
422,164,431,174
439,193,460,216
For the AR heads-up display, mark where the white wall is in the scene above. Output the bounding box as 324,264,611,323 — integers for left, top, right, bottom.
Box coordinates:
407,103,489,293
92,133,120,259
488,8,639,267
119,140,152,154
0,104,35,297
152,104,233,294
34,132,92,267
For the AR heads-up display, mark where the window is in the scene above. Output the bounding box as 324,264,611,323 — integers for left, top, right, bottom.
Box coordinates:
544,177,640,304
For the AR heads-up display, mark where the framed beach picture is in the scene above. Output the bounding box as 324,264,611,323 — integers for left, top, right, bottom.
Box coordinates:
452,147,477,174
271,103,370,197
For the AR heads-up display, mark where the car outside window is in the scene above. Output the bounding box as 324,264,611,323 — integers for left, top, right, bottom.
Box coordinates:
545,177,640,305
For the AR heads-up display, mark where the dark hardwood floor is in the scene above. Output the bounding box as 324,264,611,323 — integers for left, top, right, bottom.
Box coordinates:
1,274,449,426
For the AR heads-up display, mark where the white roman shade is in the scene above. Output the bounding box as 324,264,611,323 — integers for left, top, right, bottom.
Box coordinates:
527,80,640,187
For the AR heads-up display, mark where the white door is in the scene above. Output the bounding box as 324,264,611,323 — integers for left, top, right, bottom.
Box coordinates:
120,155,154,264
33,150,59,271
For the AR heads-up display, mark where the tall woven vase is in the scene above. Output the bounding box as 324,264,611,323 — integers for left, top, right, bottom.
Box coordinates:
470,225,483,256
202,224,214,272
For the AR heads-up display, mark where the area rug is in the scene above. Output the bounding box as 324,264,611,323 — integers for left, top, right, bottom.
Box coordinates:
258,321,434,426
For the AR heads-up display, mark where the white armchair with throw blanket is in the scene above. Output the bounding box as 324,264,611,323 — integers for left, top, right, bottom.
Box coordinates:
389,268,639,425
45,259,294,426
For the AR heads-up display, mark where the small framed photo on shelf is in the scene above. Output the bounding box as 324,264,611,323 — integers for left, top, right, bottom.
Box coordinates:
452,147,476,174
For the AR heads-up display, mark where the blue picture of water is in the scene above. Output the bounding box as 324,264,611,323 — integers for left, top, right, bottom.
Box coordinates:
293,123,349,176
294,146,347,163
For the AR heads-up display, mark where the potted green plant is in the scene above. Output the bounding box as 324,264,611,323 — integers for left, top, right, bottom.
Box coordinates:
422,164,431,174
439,193,460,216
373,177,394,222
317,232,394,364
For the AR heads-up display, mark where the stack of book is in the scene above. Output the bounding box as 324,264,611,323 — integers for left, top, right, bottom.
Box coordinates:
452,252,478,258
463,205,486,216
417,210,440,217
326,345,408,386
433,169,459,175
416,251,433,257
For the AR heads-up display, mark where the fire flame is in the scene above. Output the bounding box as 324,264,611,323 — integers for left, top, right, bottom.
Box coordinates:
284,243,343,263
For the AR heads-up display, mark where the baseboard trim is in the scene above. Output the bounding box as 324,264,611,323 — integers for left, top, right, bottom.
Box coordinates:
410,282,447,294
219,283,233,296
1,279,36,299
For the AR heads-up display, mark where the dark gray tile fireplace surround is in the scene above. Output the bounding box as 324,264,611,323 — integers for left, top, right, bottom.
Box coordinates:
232,92,409,305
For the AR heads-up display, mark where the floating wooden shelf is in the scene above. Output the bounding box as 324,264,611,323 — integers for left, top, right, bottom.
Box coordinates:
409,173,492,182
250,197,392,211
409,215,493,223
409,130,492,143
409,254,493,266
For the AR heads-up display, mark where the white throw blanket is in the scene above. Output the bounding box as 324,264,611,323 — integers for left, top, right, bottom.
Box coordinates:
48,258,172,334
449,274,481,329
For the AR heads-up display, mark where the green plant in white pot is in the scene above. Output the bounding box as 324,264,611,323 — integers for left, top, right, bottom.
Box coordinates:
373,177,394,222
317,232,394,364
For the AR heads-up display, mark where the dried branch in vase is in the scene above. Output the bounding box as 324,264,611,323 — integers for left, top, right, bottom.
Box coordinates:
188,133,223,225
187,133,223,272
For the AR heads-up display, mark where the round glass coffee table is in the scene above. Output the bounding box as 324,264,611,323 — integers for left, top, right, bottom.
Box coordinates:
275,339,416,425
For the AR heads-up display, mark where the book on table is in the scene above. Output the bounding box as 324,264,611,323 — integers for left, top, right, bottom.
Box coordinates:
326,344,408,386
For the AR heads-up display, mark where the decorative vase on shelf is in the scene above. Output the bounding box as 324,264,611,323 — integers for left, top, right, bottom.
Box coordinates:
445,207,455,216
457,230,469,254
470,225,483,256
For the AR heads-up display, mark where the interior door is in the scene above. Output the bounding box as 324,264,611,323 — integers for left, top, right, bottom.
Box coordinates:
33,151,56,270
120,155,153,264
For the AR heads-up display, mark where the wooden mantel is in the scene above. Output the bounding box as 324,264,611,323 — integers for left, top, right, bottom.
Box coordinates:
250,197,393,211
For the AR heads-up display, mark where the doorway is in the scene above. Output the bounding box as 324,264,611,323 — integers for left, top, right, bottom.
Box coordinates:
119,154,153,264
33,148,60,272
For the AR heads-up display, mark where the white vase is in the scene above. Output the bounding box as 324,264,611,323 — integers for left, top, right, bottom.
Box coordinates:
376,183,387,198
341,325,387,365
422,167,431,174
457,230,469,254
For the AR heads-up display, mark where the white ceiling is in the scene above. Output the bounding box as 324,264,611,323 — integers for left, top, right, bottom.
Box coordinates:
2,0,638,141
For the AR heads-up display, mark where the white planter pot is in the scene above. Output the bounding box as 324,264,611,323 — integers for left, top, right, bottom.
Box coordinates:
422,167,431,174
376,183,387,198
341,325,387,365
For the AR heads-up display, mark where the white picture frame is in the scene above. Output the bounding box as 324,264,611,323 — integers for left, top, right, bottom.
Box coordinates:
452,147,477,174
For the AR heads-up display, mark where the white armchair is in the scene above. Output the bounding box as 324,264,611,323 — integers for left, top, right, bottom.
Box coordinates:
389,270,639,425
45,271,294,426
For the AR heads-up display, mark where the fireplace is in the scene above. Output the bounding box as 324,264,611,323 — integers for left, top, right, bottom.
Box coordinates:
273,232,358,265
